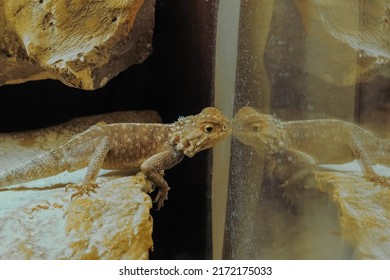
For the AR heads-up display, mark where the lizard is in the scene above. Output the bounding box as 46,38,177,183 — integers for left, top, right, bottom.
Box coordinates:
0,110,161,161
232,106,390,197
0,107,231,210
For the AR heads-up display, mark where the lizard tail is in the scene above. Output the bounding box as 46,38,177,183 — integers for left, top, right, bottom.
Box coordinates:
0,150,65,188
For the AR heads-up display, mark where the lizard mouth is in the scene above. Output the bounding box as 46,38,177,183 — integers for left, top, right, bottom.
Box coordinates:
183,137,205,158
182,136,219,158
184,150,196,158
231,121,251,142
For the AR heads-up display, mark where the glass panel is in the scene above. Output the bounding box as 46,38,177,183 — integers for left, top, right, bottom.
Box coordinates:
222,0,390,259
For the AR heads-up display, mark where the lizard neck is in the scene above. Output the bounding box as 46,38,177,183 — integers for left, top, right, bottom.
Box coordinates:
167,119,196,156
262,118,290,155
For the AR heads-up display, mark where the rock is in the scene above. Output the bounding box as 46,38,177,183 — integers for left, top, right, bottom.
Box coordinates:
302,170,390,259
0,0,155,90
0,173,154,259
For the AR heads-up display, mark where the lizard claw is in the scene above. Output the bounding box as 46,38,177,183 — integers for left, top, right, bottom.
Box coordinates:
65,182,99,200
281,181,301,205
364,174,390,187
153,191,168,210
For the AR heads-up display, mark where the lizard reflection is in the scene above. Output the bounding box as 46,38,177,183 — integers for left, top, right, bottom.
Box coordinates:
232,106,390,200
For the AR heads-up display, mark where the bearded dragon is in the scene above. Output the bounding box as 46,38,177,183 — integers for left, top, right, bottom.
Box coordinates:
0,107,231,209
232,106,390,191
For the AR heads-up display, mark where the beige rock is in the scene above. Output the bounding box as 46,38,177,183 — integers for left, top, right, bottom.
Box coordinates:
248,162,390,259
0,0,155,89
0,174,154,259
303,170,390,259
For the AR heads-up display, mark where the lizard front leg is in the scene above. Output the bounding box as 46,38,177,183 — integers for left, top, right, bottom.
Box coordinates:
351,135,390,187
141,150,184,210
268,148,318,204
65,136,111,199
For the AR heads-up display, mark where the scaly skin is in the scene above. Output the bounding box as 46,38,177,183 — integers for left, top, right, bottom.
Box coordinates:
0,107,231,209
232,106,390,195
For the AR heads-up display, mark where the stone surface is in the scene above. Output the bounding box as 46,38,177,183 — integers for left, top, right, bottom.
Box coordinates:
0,0,155,90
304,168,390,259
243,161,390,259
0,174,154,260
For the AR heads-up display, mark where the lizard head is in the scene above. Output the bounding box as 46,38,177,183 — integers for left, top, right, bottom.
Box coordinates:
232,107,287,153
169,107,231,157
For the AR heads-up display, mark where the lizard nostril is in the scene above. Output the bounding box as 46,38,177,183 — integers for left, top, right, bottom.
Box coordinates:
251,124,261,132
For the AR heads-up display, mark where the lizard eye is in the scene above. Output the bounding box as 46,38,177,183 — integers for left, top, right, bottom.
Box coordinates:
251,124,261,132
203,124,214,133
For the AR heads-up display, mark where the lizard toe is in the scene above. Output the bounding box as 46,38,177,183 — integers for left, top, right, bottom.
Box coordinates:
281,181,301,205
153,191,168,210
66,182,99,200
364,174,390,187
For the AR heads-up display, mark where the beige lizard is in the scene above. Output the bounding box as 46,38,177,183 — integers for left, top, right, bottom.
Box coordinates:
232,106,390,192
0,107,231,209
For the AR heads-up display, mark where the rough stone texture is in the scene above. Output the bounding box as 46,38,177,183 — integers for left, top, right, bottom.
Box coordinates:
304,169,390,259
0,174,154,259
245,161,390,259
0,0,155,90
0,111,160,259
